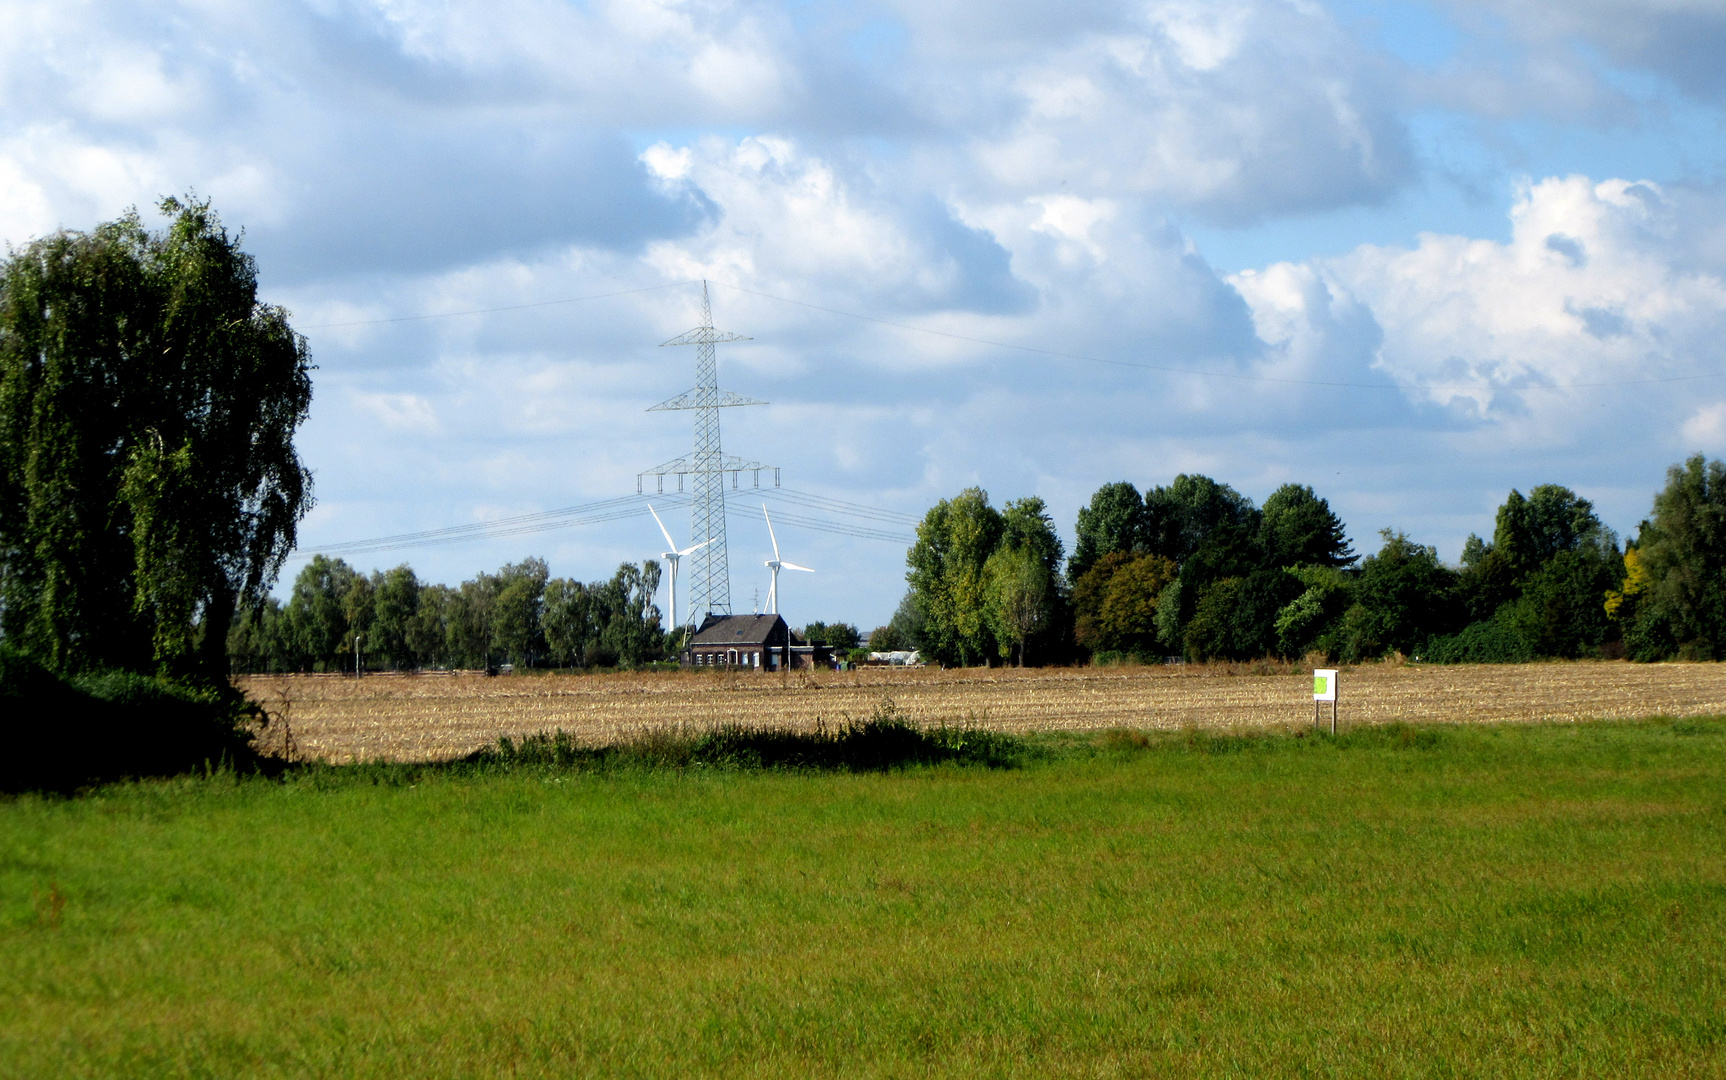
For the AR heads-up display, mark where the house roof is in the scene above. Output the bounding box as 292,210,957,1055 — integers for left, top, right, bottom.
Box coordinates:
688,613,786,647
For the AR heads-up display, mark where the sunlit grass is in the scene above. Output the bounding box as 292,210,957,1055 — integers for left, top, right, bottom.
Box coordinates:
4,718,1724,1077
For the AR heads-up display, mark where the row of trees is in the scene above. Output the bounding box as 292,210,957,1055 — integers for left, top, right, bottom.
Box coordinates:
228,556,666,672
886,456,1726,666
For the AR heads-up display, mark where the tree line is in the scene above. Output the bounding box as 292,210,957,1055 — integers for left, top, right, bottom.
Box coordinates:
881,457,1726,667
228,556,668,672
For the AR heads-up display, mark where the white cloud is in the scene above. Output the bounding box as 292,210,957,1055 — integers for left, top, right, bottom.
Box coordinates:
1326,175,1726,417
1681,401,1726,450
1439,0,1726,102
351,390,440,433
946,0,1414,221
4,0,1726,621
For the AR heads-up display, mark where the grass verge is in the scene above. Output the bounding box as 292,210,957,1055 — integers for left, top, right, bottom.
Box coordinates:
3,716,1724,1077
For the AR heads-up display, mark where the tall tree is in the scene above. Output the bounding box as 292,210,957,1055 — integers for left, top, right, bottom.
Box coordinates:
1069,482,1146,580
906,488,1005,666
985,544,1051,666
490,558,549,666
1143,474,1258,564
283,555,359,672
1628,455,1726,659
407,584,457,669
542,578,596,667
594,561,662,667
0,197,313,679
1258,484,1355,568
368,565,420,670
1350,530,1461,656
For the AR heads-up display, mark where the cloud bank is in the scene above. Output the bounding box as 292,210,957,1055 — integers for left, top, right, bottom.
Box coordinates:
3,0,1724,623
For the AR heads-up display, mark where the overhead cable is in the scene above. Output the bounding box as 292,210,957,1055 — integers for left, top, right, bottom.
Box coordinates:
765,486,922,526
301,281,698,330
293,497,690,558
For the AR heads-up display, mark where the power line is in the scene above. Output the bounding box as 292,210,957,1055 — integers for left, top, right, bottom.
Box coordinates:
300,281,697,330
300,494,648,553
284,485,920,560
767,486,922,526
291,496,690,558
730,502,913,545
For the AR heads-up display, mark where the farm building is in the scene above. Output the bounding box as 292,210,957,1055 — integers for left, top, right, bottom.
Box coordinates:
682,614,836,670
683,614,792,670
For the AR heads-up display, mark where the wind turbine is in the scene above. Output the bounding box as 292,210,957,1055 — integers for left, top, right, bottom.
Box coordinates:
649,504,713,639
762,505,814,616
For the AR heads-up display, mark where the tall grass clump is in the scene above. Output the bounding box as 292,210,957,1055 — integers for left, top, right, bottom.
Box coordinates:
477,700,1026,773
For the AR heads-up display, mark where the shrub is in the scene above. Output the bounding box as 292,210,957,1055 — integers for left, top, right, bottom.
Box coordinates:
1,647,257,792
1421,619,1536,664
477,701,1026,773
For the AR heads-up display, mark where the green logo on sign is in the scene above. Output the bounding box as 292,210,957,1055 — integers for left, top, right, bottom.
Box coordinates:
1313,676,1327,695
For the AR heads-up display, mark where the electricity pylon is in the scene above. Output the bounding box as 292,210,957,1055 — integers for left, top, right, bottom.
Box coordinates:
637,282,778,625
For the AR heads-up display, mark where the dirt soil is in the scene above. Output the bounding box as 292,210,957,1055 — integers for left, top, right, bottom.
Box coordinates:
235,660,1726,764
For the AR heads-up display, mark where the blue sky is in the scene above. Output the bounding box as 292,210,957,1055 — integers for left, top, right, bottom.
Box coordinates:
4,0,1726,630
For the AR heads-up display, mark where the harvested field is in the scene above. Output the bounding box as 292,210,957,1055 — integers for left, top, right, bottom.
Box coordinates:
237,660,1726,764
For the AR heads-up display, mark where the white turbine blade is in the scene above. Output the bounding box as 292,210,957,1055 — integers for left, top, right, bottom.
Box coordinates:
647,504,677,550
781,562,815,573
675,536,715,557
763,504,781,562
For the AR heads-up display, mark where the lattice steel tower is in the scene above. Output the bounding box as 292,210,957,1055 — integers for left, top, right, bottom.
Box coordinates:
638,283,777,627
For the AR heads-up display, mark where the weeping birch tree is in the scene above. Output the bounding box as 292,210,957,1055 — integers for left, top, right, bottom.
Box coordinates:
0,197,313,679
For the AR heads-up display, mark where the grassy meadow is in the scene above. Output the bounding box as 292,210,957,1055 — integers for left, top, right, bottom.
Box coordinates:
4,717,1725,1077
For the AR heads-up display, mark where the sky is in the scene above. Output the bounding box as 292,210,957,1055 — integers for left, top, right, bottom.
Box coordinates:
4,0,1726,631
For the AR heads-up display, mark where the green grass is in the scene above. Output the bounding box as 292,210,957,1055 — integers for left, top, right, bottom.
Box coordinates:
3,718,1725,1078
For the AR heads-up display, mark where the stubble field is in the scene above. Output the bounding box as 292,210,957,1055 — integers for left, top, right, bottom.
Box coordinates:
237,659,1726,763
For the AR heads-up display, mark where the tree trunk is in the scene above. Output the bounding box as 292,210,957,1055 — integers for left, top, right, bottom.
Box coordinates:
197,583,236,687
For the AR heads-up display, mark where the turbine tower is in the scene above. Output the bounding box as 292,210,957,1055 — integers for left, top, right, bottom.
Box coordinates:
648,504,712,637
637,282,778,622
762,505,814,615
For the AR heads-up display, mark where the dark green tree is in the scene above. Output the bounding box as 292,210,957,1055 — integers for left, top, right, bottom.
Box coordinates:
1069,482,1146,580
1627,455,1726,659
1258,484,1355,568
1494,485,1609,580
282,555,359,671
490,558,549,666
800,622,862,649
1449,485,1620,659
542,578,596,667
1349,530,1461,657
407,583,457,668
368,565,420,670
0,197,312,680
1143,474,1258,563
871,593,926,655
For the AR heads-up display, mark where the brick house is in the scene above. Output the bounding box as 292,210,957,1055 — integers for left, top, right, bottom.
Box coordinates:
682,613,793,670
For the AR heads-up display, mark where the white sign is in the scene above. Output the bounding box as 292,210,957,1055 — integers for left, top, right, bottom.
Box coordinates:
1313,669,1338,702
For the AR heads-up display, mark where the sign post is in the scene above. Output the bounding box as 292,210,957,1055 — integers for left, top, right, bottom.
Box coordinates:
1313,668,1337,734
